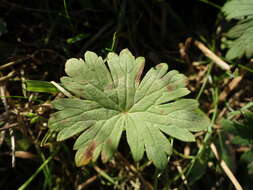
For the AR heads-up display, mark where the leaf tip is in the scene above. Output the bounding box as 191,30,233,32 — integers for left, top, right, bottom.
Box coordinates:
75,141,97,167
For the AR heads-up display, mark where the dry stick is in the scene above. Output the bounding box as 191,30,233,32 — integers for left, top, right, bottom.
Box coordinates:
76,175,99,190
210,143,243,190
0,123,17,131
93,166,116,185
50,81,73,98
0,61,17,70
219,76,243,101
175,162,190,190
219,61,252,101
0,71,16,82
0,56,30,70
12,151,37,160
194,40,230,71
0,84,16,167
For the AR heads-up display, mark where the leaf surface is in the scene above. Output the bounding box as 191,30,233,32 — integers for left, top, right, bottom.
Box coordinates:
49,49,209,169
222,0,253,59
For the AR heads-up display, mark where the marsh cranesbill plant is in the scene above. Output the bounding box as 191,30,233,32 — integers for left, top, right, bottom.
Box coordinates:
48,49,209,169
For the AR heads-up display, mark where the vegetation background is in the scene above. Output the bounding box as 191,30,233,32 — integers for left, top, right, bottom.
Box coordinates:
0,0,253,189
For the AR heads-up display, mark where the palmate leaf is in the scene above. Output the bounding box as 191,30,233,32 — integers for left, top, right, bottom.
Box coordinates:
48,49,209,169
222,0,253,59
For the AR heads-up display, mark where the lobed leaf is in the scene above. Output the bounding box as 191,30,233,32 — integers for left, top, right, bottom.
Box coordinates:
222,0,253,59
222,0,253,20
48,49,209,169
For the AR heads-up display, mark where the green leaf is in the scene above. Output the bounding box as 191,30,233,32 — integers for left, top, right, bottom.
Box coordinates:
223,0,253,20
222,0,253,59
225,19,253,59
241,150,253,175
26,80,60,93
48,49,209,169
221,109,253,179
221,111,253,145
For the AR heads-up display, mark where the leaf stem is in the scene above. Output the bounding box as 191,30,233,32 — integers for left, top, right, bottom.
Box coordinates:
94,165,116,185
196,63,213,100
198,0,221,10
63,0,74,31
173,149,194,159
18,155,53,190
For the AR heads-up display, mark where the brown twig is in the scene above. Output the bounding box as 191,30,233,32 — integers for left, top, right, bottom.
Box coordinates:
194,40,230,71
219,61,253,102
0,56,30,70
0,61,17,70
0,71,16,82
76,175,99,190
14,151,37,160
219,76,243,101
179,37,192,64
210,143,243,190
0,123,17,131
175,161,191,190
0,84,16,167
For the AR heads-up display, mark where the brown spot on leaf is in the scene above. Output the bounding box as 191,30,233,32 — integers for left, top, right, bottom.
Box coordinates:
101,139,113,163
80,141,97,166
108,138,113,145
159,110,165,114
166,85,174,91
135,63,144,85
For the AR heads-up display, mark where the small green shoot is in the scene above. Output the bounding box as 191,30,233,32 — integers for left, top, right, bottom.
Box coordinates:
26,80,59,93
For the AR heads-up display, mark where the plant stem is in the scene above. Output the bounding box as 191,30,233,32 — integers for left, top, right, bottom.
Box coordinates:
18,155,53,190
